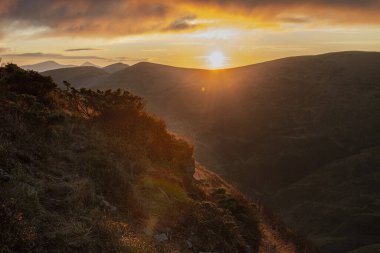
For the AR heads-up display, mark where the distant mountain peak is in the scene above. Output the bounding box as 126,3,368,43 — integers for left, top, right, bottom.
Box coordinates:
81,61,100,68
132,61,162,67
130,61,182,70
106,62,128,66
102,62,129,73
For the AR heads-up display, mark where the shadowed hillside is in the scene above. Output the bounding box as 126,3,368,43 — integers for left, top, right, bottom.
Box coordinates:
272,146,380,253
43,66,109,89
0,64,320,252
43,51,380,252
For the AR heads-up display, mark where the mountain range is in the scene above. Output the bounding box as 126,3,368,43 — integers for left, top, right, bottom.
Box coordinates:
21,61,76,72
42,51,380,253
21,61,129,73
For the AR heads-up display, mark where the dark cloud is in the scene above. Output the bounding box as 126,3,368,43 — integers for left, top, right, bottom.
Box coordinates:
0,0,178,37
65,48,100,52
164,15,198,31
2,52,105,60
279,16,312,24
2,0,169,23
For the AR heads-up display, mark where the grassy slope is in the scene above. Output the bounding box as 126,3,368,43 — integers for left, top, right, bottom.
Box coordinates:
0,65,318,252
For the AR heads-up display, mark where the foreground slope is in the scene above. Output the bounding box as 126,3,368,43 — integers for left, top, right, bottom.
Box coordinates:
0,65,318,252
43,51,380,252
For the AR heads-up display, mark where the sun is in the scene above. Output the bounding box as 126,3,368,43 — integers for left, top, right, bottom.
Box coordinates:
207,50,227,69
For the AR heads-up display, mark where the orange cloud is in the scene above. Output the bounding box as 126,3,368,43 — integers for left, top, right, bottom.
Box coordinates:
183,0,380,26
0,0,380,39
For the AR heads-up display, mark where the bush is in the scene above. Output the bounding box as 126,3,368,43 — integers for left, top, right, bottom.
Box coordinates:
0,64,56,99
63,86,194,173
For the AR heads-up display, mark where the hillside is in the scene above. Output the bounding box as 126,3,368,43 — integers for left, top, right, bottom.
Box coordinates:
42,51,380,252
273,146,380,252
42,66,109,89
0,65,319,252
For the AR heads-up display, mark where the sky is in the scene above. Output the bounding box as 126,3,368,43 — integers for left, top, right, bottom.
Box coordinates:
1,0,380,69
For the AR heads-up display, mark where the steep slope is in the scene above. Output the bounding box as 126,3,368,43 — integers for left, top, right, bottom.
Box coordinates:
102,63,129,73
272,147,380,253
42,66,109,88
0,65,318,252
347,244,380,253
43,51,380,252
194,166,319,253
21,61,76,72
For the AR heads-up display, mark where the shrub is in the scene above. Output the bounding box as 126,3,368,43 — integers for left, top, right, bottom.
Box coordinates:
0,64,56,99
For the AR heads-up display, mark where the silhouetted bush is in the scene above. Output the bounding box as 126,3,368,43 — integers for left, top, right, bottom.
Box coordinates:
0,64,56,99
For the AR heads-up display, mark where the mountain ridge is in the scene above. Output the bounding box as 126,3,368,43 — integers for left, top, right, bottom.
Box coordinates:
102,63,129,74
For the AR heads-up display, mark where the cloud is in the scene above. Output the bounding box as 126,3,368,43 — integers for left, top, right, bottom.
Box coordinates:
188,0,380,9
1,52,105,60
163,15,198,31
279,16,312,24
0,0,180,37
0,0,11,14
195,0,380,22
0,0,379,39
185,0,380,27
65,48,100,52
0,48,9,53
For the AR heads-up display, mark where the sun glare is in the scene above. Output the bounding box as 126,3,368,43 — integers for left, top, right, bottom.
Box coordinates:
207,50,227,69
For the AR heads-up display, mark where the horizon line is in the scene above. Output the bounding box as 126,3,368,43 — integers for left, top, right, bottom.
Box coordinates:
2,50,379,71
